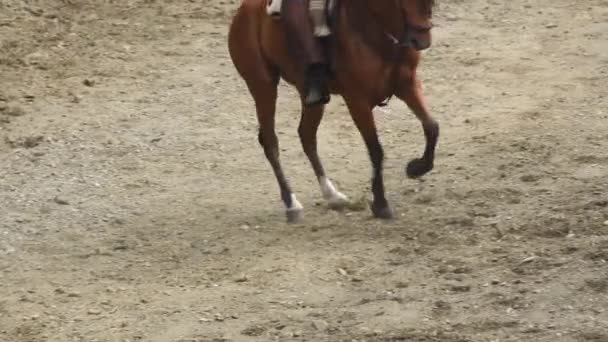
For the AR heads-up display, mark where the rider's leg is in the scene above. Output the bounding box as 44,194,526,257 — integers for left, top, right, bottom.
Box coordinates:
282,0,330,107
310,0,330,37
267,0,282,16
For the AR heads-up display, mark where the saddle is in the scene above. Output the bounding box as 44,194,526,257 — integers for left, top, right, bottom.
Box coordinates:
267,0,337,37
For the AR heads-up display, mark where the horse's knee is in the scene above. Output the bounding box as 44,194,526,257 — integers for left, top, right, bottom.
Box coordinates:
297,124,317,151
258,129,276,145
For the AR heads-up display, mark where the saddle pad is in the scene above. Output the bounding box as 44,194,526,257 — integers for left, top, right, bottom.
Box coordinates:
266,0,338,19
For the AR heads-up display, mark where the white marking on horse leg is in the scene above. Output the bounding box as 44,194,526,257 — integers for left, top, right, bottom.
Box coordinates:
286,193,303,223
287,194,303,211
319,176,348,209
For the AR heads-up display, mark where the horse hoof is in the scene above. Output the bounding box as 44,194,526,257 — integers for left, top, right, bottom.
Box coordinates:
327,194,349,211
286,208,303,223
406,158,433,178
371,202,394,220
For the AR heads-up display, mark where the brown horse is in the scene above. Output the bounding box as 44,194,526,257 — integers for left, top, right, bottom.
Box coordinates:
228,0,439,222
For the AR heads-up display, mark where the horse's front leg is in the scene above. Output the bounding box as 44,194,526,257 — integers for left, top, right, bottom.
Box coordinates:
299,104,349,210
344,98,393,219
396,74,439,178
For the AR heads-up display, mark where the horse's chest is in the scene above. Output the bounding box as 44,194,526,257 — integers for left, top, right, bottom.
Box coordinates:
336,60,397,103
333,38,402,103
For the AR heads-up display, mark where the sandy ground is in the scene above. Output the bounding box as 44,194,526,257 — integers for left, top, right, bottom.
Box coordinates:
1,0,608,341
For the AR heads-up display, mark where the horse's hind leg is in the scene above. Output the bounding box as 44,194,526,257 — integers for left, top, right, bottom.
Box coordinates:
252,80,303,223
229,5,302,222
298,104,349,210
397,76,439,178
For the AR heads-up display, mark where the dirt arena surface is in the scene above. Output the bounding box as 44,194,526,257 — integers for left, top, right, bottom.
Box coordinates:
1,0,607,341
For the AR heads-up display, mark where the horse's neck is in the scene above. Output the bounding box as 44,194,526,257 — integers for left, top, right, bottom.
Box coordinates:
336,1,396,61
